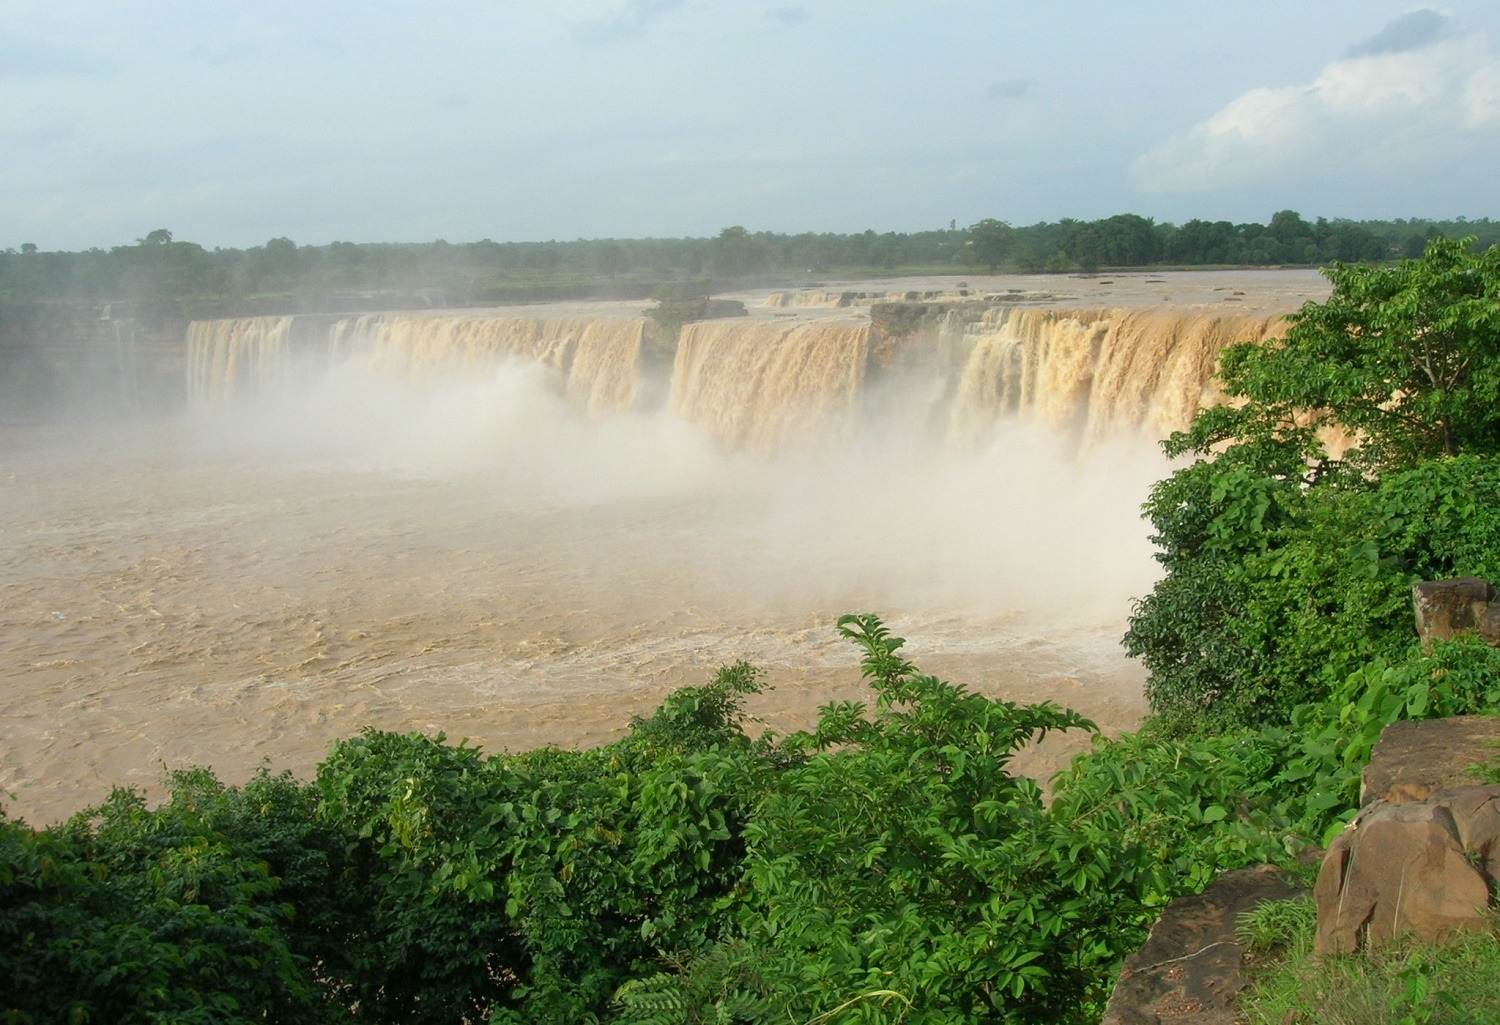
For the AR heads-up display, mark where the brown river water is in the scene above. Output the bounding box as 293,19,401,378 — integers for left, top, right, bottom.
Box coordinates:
2,271,1330,825
1,409,1154,825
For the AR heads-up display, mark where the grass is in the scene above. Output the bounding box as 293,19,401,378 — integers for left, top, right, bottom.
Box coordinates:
1237,900,1500,1025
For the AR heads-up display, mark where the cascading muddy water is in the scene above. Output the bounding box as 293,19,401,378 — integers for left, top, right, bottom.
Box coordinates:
186,306,1290,452
1083,311,1289,444
356,314,584,375
669,319,869,451
944,308,1289,450
186,316,296,404
187,312,645,417
564,319,646,416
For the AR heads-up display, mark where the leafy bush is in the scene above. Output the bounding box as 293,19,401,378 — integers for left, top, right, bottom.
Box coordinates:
1128,238,1500,733
1,620,1178,1025
1052,726,1308,896
700,615,1157,1025
1,770,343,1025
311,662,777,1025
1059,631,1500,900
1130,453,1500,734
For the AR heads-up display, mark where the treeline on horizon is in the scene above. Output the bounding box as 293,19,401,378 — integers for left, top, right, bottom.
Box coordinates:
3,212,1499,316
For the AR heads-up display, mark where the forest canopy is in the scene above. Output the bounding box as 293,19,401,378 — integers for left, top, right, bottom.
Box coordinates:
4,212,1497,318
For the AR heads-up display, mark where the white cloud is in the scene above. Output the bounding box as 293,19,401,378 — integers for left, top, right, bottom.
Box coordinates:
1134,17,1500,193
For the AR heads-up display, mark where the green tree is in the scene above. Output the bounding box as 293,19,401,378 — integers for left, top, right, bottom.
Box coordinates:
1267,209,1311,244
1313,217,1389,263
1164,219,1238,264
594,241,628,278
243,236,304,294
1063,220,1104,272
1127,237,1500,733
1,771,346,1025
1180,236,1500,478
708,226,770,279
1092,213,1163,266
966,218,1015,271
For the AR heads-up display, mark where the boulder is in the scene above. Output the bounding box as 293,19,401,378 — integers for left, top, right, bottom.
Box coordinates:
1412,577,1500,651
1314,785,1500,955
1361,716,1500,806
1102,865,1304,1025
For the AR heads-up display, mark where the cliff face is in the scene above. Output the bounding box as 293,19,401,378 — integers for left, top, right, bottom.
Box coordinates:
0,302,186,420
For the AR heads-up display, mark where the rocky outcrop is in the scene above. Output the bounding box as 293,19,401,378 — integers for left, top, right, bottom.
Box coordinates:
641,298,748,367
1412,577,1500,652
1102,865,1304,1025
1318,709,1500,955
647,298,747,322
1361,716,1500,806
1313,785,1500,955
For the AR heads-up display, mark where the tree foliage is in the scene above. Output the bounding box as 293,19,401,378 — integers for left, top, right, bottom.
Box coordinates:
967,218,1015,271
13,212,1500,325
1127,238,1500,733
0,768,347,1024
1179,236,1500,479
727,614,1147,1024
0,620,1175,1025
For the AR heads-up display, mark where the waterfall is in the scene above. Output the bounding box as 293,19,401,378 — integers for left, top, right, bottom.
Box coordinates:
944,309,1288,449
186,316,295,404
185,305,1288,453
185,312,643,417
351,314,586,376
669,319,869,452
1082,311,1286,444
763,291,859,309
565,319,645,417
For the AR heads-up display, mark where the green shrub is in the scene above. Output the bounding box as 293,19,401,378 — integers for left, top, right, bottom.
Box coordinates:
1,771,341,1025
715,615,1156,1025
1130,455,1500,734
1129,239,1500,734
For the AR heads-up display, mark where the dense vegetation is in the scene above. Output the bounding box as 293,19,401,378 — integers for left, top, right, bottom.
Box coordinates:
5,239,1500,1022
3,620,1169,1024
5,213,1499,321
1126,237,1500,736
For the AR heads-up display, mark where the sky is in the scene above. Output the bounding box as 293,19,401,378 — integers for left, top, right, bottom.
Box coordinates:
4,1,1500,250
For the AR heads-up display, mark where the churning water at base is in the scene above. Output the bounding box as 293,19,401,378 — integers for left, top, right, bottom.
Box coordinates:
0,348,1163,824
